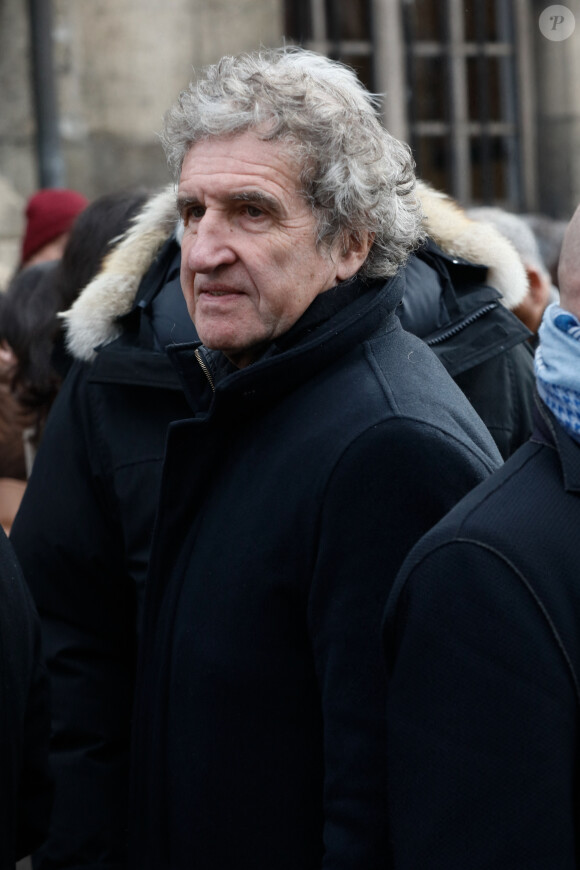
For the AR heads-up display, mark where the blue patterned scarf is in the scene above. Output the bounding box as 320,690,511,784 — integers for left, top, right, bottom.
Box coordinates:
535,303,580,443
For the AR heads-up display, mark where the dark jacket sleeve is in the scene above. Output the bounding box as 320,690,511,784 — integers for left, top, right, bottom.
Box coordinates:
10,362,136,870
384,540,577,869
307,419,497,869
0,528,52,867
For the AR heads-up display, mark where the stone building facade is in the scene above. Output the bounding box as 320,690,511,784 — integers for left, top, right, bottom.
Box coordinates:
1,0,579,276
0,0,282,276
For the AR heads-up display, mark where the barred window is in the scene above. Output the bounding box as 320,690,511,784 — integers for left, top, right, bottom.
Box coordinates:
284,0,374,89
402,0,535,209
284,0,536,210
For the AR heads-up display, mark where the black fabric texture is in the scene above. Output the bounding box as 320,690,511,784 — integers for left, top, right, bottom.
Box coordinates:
11,232,532,868
384,397,580,869
0,527,52,868
127,271,502,869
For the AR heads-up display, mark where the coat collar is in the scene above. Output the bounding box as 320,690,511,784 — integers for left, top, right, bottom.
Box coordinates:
166,273,404,416
532,393,580,493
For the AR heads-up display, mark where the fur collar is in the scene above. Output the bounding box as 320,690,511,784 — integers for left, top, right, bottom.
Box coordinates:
64,181,529,362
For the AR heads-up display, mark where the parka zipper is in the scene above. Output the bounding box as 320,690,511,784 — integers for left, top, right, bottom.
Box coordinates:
425,302,498,347
194,348,216,392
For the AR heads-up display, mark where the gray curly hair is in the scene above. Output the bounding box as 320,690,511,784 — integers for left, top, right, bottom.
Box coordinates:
161,47,424,278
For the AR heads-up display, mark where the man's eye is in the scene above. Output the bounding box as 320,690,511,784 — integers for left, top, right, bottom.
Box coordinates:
245,205,264,218
179,203,205,226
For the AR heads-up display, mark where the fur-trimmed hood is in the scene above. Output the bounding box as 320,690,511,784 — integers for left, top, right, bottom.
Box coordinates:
64,182,529,363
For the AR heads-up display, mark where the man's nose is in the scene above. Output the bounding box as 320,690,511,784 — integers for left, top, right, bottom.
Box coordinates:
185,212,236,273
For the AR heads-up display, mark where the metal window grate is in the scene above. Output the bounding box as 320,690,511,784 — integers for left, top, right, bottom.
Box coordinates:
284,0,536,210
284,0,374,90
401,0,534,209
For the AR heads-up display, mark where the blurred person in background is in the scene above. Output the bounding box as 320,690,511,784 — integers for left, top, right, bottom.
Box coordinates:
4,188,150,451
523,211,568,291
383,201,580,869
0,190,148,531
46,188,150,318
0,263,55,531
468,205,556,342
19,189,88,271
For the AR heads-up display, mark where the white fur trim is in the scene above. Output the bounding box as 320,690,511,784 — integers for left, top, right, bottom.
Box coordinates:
65,184,178,361
417,181,528,310
63,275,140,361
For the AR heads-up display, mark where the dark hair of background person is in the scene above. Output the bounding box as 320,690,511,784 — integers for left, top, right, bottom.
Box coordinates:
53,187,150,313
0,188,151,458
0,263,55,480
54,188,151,311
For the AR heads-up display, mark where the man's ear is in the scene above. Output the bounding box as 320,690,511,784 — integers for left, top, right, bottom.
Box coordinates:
513,264,551,334
527,265,551,308
336,233,375,281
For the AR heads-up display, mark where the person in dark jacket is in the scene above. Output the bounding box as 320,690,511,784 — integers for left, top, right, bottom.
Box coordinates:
12,49,529,867
383,203,580,869
9,223,532,870
21,46,503,870
11,91,536,870
399,234,534,459
0,526,52,868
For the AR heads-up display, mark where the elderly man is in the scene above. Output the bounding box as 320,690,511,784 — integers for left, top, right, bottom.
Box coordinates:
383,204,580,869
15,48,502,869
125,48,501,868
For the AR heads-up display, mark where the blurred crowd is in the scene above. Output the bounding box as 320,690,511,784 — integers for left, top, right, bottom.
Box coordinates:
0,187,149,530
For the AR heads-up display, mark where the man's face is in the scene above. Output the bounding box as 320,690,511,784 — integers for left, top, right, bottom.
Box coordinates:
178,130,366,367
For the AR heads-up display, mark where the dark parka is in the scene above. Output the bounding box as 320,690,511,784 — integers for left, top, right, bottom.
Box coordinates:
11,243,194,870
0,527,52,868
384,396,580,869
11,191,532,868
128,269,503,868
400,239,534,459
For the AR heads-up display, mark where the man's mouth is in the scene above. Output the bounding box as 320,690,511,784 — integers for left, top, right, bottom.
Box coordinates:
198,285,240,298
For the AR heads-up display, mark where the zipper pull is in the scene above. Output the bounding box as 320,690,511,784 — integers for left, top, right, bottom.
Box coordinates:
194,347,216,392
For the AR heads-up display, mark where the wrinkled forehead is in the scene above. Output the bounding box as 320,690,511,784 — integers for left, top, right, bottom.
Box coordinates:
178,131,312,218
181,129,310,195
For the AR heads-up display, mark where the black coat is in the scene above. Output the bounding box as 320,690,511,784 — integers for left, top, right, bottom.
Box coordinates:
127,272,501,868
0,527,52,867
11,245,195,869
400,240,535,460
10,237,527,869
383,396,580,869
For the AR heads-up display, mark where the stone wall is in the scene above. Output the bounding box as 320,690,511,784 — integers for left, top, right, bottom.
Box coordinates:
533,0,580,219
2,0,580,255
0,0,283,275
0,0,37,199
54,0,283,197
0,175,25,287
0,0,283,200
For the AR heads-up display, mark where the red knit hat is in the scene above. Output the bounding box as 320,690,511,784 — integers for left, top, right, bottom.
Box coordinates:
21,188,89,264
